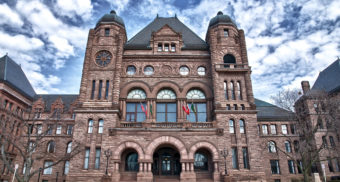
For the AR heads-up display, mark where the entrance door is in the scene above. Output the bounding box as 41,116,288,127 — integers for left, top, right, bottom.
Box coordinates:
153,147,181,176
161,153,172,175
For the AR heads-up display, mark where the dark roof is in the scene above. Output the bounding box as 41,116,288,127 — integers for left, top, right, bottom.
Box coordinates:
96,10,125,28
312,58,340,93
34,94,78,112
209,11,237,28
0,55,36,99
255,98,294,121
124,16,208,50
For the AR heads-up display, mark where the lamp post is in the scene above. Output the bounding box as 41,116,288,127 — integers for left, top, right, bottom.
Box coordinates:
37,167,42,182
220,148,228,176
56,172,59,182
104,149,112,175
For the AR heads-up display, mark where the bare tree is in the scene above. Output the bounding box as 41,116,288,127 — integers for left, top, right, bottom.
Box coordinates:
270,89,340,182
0,108,83,182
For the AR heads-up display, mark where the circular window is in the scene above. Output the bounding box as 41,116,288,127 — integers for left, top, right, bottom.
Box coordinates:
197,66,206,76
144,66,154,75
126,66,136,75
179,66,189,75
95,50,112,67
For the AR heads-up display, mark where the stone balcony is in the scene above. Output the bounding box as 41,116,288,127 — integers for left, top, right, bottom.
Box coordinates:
215,63,249,72
118,121,216,129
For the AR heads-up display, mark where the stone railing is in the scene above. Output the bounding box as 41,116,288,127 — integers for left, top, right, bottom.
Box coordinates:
119,121,215,129
215,63,249,71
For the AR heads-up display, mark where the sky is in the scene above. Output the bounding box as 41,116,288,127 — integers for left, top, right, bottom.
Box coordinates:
0,0,339,102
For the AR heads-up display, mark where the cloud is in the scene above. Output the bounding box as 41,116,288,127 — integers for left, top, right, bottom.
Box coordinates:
55,0,93,20
106,0,130,14
0,31,44,51
54,59,66,70
0,3,24,27
49,35,74,57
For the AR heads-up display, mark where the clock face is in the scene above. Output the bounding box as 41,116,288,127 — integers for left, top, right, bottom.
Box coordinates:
95,51,112,67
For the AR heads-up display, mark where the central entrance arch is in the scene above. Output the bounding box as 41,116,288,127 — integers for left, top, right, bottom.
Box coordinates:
152,146,181,176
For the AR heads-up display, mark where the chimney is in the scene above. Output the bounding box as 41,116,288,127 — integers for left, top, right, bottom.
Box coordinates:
301,81,310,94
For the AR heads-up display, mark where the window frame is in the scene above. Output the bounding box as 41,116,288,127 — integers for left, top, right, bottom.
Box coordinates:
262,124,268,135
239,119,245,134
281,124,288,135
270,160,280,174
98,119,104,133
84,148,90,169
126,102,147,122
56,125,62,135
95,148,101,169
88,119,93,133
270,124,277,135
43,161,53,175
229,119,235,134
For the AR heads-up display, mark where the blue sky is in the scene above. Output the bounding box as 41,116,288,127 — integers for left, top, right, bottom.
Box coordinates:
0,0,339,102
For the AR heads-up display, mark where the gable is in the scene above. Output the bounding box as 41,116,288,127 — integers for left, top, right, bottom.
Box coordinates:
124,17,208,50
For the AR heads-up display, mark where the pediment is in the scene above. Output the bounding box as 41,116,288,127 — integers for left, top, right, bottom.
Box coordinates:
154,24,180,37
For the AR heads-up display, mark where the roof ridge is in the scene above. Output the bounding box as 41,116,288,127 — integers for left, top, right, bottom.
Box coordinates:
126,18,157,44
174,17,207,45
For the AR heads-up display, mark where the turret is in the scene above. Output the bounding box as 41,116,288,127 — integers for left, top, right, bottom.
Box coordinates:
78,10,127,106
206,11,255,110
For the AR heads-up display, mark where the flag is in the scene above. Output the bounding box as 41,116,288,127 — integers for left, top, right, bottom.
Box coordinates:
149,103,153,116
182,105,190,115
140,103,147,117
191,103,196,113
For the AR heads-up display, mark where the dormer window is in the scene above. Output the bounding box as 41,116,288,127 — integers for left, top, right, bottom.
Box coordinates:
171,44,176,52
164,44,169,52
224,29,229,37
105,28,110,36
158,43,162,51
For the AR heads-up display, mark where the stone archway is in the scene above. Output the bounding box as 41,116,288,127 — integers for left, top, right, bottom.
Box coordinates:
145,136,188,160
113,141,145,160
188,141,219,160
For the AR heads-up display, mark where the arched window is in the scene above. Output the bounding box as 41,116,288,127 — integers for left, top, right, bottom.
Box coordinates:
47,141,55,153
125,152,138,171
239,119,245,134
223,54,236,68
66,142,72,153
157,89,176,99
229,119,235,134
88,119,93,133
186,89,207,122
285,141,291,153
237,81,242,100
98,119,104,133
194,152,209,171
224,81,228,99
268,141,276,153
230,82,235,100
156,89,176,122
126,89,147,122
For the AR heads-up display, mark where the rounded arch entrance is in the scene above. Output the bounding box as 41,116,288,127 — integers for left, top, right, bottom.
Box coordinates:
145,136,188,177
188,142,219,180
113,141,145,160
145,136,188,160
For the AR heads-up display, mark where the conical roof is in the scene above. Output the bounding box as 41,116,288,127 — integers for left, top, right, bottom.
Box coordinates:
96,10,125,27
209,11,237,28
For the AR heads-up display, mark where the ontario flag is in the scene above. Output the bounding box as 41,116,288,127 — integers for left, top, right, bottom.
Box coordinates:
182,104,190,115
140,103,147,117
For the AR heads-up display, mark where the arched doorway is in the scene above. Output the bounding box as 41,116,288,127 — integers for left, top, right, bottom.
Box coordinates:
152,146,181,176
120,149,139,181
194,148,213,180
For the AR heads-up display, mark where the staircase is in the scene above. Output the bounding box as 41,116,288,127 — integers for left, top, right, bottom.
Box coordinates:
154,176,180,182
